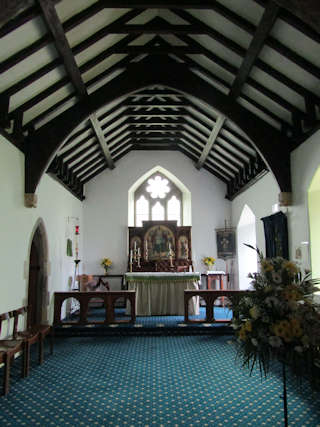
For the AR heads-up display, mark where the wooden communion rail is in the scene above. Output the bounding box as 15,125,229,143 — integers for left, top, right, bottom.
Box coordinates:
184,290,250,323
53,291,136,326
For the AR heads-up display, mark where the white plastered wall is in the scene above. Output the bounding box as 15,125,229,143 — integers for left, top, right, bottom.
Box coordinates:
231,172,280,288
231,129,320,288
290,129,320,276
0,135,83,326
83,150,231,278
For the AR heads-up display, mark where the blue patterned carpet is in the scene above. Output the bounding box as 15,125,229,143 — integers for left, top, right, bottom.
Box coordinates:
89,306,233,326
1,335,320,426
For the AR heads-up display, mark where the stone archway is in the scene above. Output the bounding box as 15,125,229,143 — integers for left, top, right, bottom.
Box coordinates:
27,218,49,326
237,204,258,290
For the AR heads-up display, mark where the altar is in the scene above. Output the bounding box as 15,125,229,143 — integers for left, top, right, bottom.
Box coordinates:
125,272,200,316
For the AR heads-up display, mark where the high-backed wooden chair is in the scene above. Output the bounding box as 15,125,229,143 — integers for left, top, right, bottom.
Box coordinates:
14,307,53,376
0,311,26,396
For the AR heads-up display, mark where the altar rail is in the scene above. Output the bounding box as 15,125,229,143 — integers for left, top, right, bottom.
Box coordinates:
53,291,136,326
184,290,250,323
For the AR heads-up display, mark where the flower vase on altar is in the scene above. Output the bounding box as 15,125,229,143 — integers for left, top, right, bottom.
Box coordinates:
202,256,216,273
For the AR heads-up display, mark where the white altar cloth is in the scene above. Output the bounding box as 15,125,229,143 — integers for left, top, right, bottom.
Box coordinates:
125,272,200,316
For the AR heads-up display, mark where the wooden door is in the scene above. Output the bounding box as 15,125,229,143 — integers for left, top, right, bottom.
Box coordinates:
28,240,40,328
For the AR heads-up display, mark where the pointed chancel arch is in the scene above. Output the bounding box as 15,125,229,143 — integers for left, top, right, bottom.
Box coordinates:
25,57,291,202
128,166,191,227
308,166,320,283
237,204,258,290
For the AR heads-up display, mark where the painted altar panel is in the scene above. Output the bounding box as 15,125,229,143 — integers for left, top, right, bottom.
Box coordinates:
128,221,192,272
145,225,175,260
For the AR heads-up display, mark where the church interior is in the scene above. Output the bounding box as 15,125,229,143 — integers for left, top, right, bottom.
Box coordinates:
1,0,320,424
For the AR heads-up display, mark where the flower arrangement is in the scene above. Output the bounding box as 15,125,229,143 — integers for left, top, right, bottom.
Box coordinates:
202,256,216,269
101,257,112,273
232,246,320,390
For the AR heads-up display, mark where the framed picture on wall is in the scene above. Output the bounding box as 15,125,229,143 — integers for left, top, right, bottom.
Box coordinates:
216,228,236,259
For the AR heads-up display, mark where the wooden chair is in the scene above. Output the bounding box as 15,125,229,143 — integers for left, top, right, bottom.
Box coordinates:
0,311,26,396
14,307,53,376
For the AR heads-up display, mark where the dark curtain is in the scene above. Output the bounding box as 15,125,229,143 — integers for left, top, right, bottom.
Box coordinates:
261,211,289,259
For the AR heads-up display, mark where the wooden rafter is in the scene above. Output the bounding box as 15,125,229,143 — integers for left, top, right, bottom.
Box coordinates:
172,8,319,110
270,0,320,35
38,0,114,170
3,0,318,200
196,116,226,169
229,1,280,100
24,57,291,196
102,1,230,9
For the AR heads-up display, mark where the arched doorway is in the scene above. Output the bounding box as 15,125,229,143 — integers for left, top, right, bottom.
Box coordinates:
27,220,49,327
237,205,258,290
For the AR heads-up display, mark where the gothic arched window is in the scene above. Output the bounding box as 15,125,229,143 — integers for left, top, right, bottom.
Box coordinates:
134,173,182,226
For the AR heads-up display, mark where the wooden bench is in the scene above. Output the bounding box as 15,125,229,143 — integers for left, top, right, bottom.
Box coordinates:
184,290,249,323
53,291,136,326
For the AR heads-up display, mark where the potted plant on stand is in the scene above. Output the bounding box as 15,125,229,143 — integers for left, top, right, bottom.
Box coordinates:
232,246,320,426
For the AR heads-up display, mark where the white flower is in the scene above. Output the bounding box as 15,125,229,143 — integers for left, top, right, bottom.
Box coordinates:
251,338,258,347
269,336,283,348
294,346,304,353
272,272,282,284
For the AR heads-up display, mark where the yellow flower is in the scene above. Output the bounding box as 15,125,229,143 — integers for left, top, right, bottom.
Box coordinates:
202,256,216,267
273,320,292,341
282,331,293,343
238,325,247,341
290,317,300,329
101,258,112,267
245,320,252,332
283,287,302,301
282,260,299,275
292,326,303,338
288,318,303,338
261,259,274,272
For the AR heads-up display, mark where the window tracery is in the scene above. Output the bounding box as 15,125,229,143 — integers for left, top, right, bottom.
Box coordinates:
134,173,182,226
